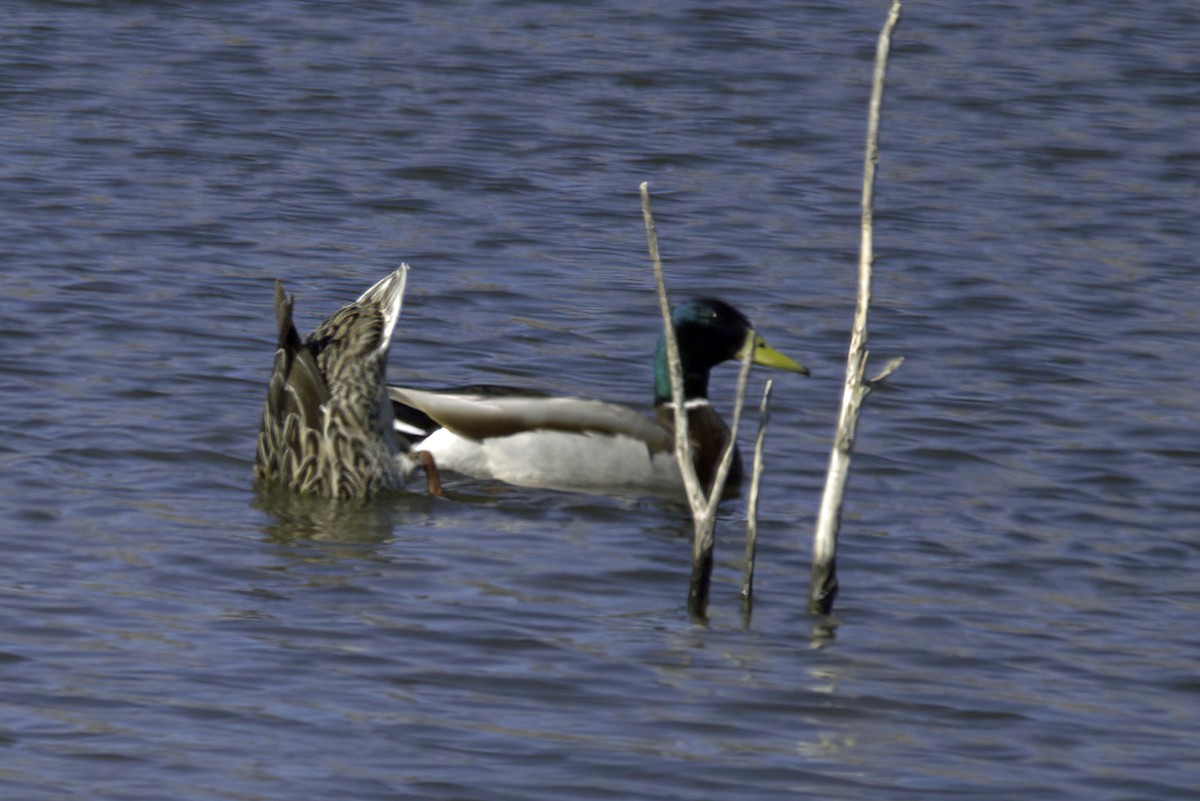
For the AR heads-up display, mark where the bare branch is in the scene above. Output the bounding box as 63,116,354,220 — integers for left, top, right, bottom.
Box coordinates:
640,182,753,618
641,182,707,514
810,0,903,616
742,379,773,605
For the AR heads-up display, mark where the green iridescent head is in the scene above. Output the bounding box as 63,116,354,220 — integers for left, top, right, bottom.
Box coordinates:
653,298,808,405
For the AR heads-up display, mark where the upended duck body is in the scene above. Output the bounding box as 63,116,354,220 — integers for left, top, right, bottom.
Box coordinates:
389,298,807,498
254,265,440,501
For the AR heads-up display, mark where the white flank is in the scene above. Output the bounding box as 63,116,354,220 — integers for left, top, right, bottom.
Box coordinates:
418,427,683,496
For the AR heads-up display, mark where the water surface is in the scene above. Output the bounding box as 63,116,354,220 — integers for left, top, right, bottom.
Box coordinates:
2,2,1197,799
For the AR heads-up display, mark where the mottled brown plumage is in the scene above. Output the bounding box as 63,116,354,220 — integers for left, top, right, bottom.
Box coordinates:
254,266,417,501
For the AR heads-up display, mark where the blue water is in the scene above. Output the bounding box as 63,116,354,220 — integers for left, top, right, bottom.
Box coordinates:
2,2,1198,799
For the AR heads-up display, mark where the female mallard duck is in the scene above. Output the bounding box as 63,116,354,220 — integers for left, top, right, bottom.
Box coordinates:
254,264,441,501
388,298,808,497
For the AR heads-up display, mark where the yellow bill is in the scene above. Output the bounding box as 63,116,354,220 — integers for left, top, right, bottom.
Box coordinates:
741,333,810,375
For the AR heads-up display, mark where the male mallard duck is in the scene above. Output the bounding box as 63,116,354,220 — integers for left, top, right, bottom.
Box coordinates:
388,298,808,497
254,264,442,501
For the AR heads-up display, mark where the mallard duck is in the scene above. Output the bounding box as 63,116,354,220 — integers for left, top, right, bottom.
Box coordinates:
254,265,442,501
388,298,808,497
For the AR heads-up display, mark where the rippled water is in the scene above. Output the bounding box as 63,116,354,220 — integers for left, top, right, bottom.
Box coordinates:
2,2,1198,799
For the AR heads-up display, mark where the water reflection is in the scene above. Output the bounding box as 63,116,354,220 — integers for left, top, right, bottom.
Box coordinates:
252,486,434,545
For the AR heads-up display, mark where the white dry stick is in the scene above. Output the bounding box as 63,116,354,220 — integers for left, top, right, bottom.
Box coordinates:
810,0,903,615
640,182,753,618
742,379,774,604
641,183,707,514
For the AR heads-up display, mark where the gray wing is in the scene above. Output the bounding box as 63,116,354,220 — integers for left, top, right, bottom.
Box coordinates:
388,386,673,452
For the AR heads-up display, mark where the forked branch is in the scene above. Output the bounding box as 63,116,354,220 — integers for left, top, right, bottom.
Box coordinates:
640,182,757,619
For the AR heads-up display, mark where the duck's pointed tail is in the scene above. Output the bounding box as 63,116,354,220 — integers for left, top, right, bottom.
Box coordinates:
356,263,409,356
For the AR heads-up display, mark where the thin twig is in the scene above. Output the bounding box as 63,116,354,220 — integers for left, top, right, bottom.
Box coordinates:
641,183,706,513
712,343,754,509
689,343,753,613
868,355,905,387
742,379,773,605
809,0,903,616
